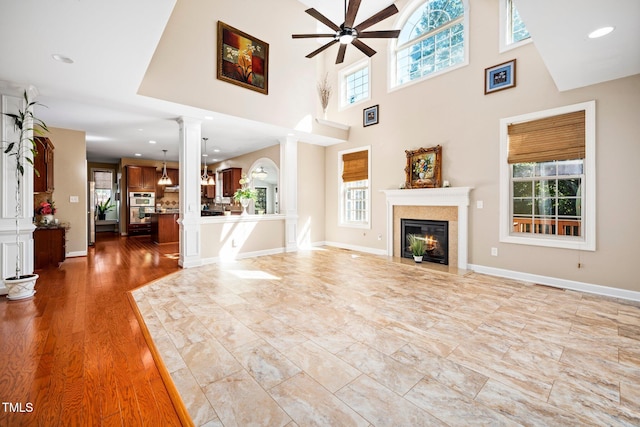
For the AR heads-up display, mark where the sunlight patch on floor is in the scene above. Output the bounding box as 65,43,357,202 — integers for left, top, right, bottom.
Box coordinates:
226,269,280,280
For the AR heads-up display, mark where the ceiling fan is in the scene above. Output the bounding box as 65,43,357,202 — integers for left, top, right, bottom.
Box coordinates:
292,0,400,64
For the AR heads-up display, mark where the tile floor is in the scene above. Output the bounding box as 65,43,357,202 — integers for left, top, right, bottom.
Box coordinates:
132,247,640,426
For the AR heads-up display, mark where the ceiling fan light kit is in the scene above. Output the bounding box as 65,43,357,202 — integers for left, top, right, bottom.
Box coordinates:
293,0,400,64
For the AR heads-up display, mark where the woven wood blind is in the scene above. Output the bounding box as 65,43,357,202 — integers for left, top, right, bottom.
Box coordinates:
508,110,585,164
342,150,368,182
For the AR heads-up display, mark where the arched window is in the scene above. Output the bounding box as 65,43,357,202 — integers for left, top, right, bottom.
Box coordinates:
393,0,468,87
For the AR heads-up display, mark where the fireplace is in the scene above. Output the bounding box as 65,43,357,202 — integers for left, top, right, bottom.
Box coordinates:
401,219,449,265
382,187,472,270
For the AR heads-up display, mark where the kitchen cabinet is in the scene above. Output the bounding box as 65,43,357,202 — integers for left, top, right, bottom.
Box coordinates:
221,167,242,197
128,223,151,235
202,173,216,199
34,227,65,269
34,137,54,193
127,165,157,191
168,168,179,186
150,213,179,243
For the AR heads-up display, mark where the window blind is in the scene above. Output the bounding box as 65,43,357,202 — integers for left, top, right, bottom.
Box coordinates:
342,150,368,182
507,110,585,164
94,171,113,189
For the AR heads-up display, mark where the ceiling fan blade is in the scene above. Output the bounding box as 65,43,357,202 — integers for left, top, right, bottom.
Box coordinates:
352,39,376,57
305,8,340,31
306,39,339,59
357,30,401,38
354,4,399,32
292,33,336,39
336,43,348,64
344,0,362,28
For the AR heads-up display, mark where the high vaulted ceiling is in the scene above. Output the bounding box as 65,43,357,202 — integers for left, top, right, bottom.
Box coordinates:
0,0,637,163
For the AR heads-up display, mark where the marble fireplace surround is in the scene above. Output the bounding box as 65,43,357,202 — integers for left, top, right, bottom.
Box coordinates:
382,187,473,270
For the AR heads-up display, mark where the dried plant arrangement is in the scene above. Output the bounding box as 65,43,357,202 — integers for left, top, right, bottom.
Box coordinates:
317,73,332,118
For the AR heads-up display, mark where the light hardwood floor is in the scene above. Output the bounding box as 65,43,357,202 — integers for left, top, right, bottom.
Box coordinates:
0,234,183,426
133,247,640,426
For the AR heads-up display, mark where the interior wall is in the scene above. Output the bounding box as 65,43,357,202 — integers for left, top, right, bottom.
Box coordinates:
49,127,88,256
211,143,280,175
139,0,317,130
321,0,640,292
298,142,326,247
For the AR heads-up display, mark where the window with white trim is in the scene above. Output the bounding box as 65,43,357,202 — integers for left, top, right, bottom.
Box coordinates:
393,0,468,88
499,101,596,251
499,0,531,52
339,147,370,228
339,60,370,109
93,170,114,208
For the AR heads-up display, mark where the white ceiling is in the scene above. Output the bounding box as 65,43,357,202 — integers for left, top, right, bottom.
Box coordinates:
0,0,637,163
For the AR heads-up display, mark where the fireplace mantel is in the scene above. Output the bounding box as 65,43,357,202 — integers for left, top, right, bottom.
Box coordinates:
382,187,473,269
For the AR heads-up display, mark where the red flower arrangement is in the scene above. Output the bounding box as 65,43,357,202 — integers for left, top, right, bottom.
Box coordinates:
36,199,56,215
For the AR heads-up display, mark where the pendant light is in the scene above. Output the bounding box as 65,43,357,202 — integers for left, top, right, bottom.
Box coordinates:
201,138,210,185
158,149,172,185
251,166,268,180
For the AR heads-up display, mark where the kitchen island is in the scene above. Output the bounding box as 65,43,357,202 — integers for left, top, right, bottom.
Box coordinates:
150,212,179,244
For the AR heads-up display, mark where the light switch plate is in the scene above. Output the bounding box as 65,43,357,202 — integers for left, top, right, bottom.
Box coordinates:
477,200,484,209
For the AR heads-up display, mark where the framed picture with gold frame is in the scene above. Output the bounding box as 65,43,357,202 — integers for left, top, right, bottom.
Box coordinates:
405,145,442,188
217,21,269,94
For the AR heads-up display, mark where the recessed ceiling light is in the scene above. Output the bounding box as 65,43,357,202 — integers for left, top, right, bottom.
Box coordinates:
52,54,74,64
202,153,208,157
149,140,157,144
213,149,220,153
204,116,214,120
211,158,219,162
134,153,142,157
588,26,614,39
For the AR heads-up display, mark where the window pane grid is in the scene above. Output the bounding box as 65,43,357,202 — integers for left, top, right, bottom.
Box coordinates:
511,160,583,237
343,180,369,224
397,16,464,85
345,67,369,105
508,0,530,44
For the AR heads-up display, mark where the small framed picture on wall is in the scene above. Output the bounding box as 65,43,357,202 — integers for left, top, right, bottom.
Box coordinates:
363,105,379,127
484,59,516,94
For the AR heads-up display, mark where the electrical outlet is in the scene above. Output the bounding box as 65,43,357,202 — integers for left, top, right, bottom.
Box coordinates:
377,234,382,241
70,196,79,203
491,247,498,256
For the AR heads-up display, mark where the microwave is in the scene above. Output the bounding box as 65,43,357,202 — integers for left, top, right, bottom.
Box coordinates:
129,192,155,207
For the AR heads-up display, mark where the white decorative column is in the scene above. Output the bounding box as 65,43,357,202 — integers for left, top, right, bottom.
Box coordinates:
279,135,298,252
177,116,202,268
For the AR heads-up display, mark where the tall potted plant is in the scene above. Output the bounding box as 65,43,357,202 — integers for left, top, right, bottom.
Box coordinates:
2,90,47,300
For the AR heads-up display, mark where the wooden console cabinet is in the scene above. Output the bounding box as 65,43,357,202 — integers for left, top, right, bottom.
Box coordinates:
34,227,65,269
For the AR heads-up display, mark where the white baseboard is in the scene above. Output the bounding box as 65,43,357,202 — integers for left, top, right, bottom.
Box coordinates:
67,251,87,258
195,247,287,267
324,241,387,256
468,263,640,302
